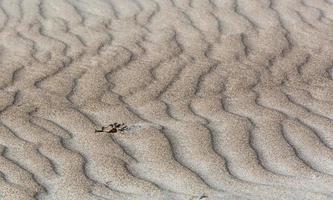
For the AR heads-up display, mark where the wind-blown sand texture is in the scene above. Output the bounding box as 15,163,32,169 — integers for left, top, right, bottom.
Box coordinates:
0,0,333,199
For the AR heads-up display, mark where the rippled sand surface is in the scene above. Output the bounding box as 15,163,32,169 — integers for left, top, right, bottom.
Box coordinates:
1,0,333,199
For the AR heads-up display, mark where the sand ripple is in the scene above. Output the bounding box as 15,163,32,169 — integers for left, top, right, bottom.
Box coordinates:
0,0,333,199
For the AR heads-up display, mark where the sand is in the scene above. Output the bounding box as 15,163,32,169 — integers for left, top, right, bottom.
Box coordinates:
0,0,333,199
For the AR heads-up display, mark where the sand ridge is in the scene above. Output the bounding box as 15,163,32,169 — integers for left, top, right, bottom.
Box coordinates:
0,0,333,199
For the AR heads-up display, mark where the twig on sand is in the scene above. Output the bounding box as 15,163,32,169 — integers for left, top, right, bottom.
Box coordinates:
95,122,129,133
190,194,208,200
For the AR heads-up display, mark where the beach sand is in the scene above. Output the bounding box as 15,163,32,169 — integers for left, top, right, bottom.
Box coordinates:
0,0,333,199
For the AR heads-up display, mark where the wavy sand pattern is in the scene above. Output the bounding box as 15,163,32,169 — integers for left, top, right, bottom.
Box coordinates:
0,0,333,199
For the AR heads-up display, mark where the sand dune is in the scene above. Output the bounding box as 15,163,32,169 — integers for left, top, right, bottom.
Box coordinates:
0,0,333,199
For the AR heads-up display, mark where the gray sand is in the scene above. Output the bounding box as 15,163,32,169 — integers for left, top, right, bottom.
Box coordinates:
0,0,333,199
